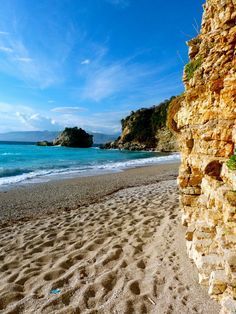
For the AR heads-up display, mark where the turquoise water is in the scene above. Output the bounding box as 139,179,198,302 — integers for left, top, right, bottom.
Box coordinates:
0,142,179,188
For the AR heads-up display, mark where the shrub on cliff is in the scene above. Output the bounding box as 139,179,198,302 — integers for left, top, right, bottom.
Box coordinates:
110,96,177,150
151,97,175,131
184,57,202,80
121,108,154,145
226,155,236,170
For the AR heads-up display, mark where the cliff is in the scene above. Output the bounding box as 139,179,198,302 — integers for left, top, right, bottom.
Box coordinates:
169,0,236,312
104,97,178,152
53,127,93,148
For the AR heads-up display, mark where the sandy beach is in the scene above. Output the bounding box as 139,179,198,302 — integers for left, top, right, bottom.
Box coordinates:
0,163,220,313
0,163,179,225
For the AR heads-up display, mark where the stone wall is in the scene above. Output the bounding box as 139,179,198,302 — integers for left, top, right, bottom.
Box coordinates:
169,0,236,312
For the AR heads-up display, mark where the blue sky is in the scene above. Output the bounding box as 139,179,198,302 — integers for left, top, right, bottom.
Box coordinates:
0,0,204,134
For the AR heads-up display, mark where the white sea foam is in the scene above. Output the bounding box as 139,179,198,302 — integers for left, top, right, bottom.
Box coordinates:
0,153,180,188
1,152,21,156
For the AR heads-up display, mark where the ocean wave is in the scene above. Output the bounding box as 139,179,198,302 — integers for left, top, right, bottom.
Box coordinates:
0,168,32,178
0,152,21,156
0,153,180,187
95,153,180,170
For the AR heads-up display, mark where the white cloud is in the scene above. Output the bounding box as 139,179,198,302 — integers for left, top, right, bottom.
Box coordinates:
15,57,33,63
16,112,60,131
52,110,128,134
81,65,122,101
79,59,163,102
51,106,86,114
0,35,61,88
0,102,33,132
0,46,13,52
81,59,90,65
0,102,61,132
0,16,74,88
0,102,32,115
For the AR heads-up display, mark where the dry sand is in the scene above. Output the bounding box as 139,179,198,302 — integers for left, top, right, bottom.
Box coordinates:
0,164,178,225
0,165,220,313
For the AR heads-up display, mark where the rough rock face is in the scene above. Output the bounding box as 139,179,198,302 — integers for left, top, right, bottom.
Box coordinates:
53,127,93,148
155,127,178,152
103,98,178,152
169,0,236,312
36,141,53,146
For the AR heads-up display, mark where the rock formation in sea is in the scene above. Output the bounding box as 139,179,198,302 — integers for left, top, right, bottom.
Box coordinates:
103,97,178,152
169,0,236,312
36,140,53,146
53,127,93,148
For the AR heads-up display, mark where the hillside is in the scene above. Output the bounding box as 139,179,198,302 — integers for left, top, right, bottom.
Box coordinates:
103,97,178,152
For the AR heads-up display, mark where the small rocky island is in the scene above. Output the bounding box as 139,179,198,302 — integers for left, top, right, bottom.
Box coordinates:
37,127,93,148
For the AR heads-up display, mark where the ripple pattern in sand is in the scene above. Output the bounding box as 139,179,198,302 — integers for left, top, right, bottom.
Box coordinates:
0,181,219,314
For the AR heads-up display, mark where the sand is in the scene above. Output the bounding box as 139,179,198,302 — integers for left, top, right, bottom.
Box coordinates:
0,164,220,313
0,163,179,225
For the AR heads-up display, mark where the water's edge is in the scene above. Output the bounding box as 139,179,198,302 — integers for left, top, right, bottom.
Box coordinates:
0,143,180,190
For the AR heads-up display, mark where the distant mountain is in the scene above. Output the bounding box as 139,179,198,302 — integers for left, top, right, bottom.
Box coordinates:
91,132,120,144
0,131,119,144
0,131,59,143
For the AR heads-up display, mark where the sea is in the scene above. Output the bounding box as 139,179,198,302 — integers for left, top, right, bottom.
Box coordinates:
0,141,180,189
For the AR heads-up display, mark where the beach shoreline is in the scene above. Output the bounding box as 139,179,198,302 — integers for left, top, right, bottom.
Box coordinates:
0,162,179,226
0,145,180,191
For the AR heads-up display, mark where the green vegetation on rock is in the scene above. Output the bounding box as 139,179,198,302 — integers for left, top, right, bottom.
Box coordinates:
226,155,236,170
185,57,202,80
120,97,175,146
103,96,178,151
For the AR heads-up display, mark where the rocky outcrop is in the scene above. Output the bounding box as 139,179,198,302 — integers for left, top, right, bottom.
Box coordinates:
103,97,178,151
169,0,236,312
36,141,53,146
53,127,93,148
155,127,178,152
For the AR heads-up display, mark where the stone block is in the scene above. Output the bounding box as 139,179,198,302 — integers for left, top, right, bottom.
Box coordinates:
199,272,210,285
220,297,236,314
185,224,196,241
195,254,223,273
209,270,227,295
180,194,200,207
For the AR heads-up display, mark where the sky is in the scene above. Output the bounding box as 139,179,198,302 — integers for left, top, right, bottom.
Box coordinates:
0,0,204,134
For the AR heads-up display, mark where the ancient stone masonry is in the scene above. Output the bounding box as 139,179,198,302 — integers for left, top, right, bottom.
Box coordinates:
168,0,236,312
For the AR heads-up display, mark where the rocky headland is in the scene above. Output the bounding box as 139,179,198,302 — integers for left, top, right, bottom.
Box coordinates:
102,97,178,152
169,0,236,312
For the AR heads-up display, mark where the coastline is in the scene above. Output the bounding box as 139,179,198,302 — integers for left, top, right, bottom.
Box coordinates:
0,163,179,225
0,146,180,190
0,162,220,313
